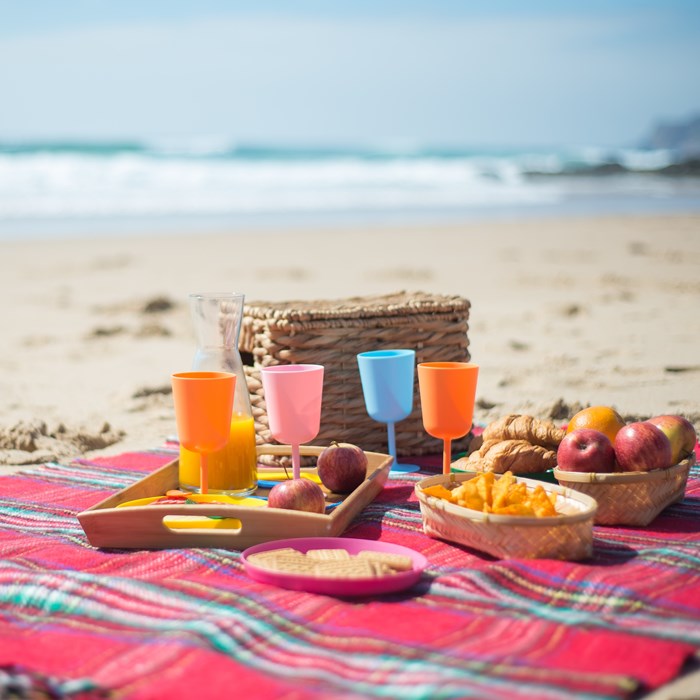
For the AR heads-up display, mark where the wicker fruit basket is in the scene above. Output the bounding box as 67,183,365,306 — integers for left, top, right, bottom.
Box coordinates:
553,454,694,527
415,473,597,560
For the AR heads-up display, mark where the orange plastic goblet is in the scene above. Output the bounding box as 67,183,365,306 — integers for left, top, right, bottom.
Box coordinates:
417,362,479,475
171,371,236,494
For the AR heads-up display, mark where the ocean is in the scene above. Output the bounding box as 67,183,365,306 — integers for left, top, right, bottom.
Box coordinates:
1,140,699,239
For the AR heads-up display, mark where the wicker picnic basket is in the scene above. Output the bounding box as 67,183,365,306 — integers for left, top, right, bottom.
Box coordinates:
240,291,472,464
553,455,694,526
415,472,597,560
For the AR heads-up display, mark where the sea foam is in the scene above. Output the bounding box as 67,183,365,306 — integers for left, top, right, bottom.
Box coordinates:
0,142,697,236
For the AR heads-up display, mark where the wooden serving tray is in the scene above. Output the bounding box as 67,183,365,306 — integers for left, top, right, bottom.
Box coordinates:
78,445,392,550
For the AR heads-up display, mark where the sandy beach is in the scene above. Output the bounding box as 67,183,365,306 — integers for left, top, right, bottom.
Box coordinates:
1,212,699,471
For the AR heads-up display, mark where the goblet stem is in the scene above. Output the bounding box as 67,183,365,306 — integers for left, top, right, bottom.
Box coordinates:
385,420,421,475
442,438,452,476
387,422,397,462
200,452,209,494
291,443,301,480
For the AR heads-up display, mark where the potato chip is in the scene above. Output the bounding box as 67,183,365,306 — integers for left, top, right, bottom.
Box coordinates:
529,486,557,517
458,495,485,512
475,472,495,507
421,471,558,518
492,472,516,508
504,483,528,505
493,503,535,516
422,484,456,502
453,479,478,501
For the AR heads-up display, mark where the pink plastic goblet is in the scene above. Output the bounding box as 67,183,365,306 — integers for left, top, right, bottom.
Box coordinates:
260,364,324,479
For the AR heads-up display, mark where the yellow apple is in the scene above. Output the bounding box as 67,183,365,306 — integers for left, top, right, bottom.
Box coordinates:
646,415,697,465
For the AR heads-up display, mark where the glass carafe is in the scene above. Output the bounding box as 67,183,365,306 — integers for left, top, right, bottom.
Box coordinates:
179,292,257,496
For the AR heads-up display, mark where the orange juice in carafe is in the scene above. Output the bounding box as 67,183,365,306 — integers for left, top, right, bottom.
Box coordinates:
180,293,258,496
179,412,257,495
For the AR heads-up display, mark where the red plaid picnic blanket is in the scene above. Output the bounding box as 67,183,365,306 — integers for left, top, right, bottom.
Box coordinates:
1,443,699,699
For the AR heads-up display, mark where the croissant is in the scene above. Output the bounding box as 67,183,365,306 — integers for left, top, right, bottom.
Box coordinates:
482,414,565,449
452,438,558,474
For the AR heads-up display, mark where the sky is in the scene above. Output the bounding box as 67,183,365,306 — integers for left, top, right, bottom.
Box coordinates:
0,1,699,149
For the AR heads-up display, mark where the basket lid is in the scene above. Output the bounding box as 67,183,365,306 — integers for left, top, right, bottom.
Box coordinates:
244,291,470,323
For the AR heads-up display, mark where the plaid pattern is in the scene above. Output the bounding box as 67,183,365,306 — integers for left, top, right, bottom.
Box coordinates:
1,444,699,700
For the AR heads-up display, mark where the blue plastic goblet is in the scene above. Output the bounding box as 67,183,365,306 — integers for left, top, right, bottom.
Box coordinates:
357,349,421,475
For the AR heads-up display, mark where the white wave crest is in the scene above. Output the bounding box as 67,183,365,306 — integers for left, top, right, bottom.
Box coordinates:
0,153,564,220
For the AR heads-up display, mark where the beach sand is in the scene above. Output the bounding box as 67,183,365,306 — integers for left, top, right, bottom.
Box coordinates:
1,212,699,471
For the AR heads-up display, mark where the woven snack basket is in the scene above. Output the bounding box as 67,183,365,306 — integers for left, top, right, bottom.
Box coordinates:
415,473,597,560
240,291,471,463
553,455,694,526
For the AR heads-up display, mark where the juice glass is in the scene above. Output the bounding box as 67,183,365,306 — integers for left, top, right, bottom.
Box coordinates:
179,412,257,495
179,292,258,496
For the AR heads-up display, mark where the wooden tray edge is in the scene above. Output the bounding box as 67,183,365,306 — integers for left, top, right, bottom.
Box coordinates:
77,444,393,550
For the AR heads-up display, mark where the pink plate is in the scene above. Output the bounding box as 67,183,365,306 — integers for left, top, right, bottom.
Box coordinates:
241,537,428,596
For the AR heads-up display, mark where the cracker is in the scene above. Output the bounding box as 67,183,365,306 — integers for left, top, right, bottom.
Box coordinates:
356,550,413,572
312,559,378,579
247,548,303,563
305,548,351,561
368,561,396,576
246,546,414,580
253,554,317,574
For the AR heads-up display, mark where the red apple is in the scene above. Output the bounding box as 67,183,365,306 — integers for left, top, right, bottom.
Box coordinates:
557,429,616,473
646,415,697,464
317,442,368,493
267,479,326,514
613,422,673,472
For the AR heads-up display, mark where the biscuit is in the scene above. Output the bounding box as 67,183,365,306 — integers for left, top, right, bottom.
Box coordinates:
306,548,352,561
253,554,317,574
312,559,377,579
247,546,413,579
247,548,303,563
356,551,413,571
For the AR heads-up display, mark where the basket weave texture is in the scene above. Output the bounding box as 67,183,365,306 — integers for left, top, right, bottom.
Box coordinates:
240,291,471,460
415,473,596,560
553,455,693,526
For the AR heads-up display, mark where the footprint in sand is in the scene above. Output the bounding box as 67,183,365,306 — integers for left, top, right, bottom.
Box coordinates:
628,241,648,256
141,296,176,314
0,419,124,465
132,385,172,399
88,325,127,338
93,295,178,316
21,335,55,348
135,323,172,338
559,303,582,317
130,385,173,414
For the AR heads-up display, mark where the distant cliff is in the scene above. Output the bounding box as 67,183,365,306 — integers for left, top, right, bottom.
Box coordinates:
641,113,700,158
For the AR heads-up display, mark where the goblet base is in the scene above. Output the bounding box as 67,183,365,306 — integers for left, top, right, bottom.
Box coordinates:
389,462,421,475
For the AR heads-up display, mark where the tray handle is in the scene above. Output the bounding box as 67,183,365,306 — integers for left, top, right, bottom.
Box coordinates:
78,502,332,549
